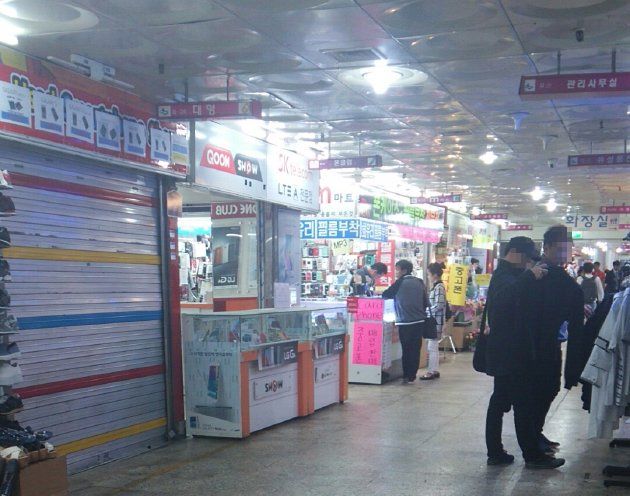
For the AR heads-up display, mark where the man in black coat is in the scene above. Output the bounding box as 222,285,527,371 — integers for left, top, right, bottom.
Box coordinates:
484,236,565,469
525,226,584,455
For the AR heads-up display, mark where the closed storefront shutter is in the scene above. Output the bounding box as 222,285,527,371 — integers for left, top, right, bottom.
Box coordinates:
0,142,167,473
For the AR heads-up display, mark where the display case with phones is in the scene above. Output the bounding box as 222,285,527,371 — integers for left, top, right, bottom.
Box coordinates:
182,306,348,438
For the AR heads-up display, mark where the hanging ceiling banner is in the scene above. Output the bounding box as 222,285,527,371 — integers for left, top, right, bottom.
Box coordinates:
308,155,382,170
519,72,630,100
601,206,630,214
565,213,619,230
568,153,630,167
157,100,262,120
410,193,462,205
470,213,508,220
505,224,533,231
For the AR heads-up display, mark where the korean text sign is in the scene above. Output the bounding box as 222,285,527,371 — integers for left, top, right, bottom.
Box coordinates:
352,321,383,366
446,264,468,306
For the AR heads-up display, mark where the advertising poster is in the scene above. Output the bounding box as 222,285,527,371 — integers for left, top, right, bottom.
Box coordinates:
172,133,190,168
352,321,383,366
212,225,241,288
447,264,468,306
277,208,301,287
150,127,171,162
33,91,64,135
65,98,94,144
95,109,121,152
183,317,242,438
0,80,30,128
123,119,147,158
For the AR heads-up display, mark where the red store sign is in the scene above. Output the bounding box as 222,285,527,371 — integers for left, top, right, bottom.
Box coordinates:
601,206,630,214
519,72,630,100
569,153,630,167
471,213,508,220
505,224,533,231
157,100,262,120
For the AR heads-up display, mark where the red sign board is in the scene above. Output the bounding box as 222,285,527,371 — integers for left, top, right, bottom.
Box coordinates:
157,100,262,120
601,206,630,214
519,72,630,100
619,224,630,230
569,153,630,167
199,143,263,182
308,155,382,170
210,202,257,219
505,224,533,231
376,241,396,287
410,194,462,205
346,297,359,314
471,213,508,220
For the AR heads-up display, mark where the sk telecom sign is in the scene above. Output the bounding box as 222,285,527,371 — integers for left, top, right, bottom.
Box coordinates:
470,213,508,220
519,72,630,100
601,206,630,214
568,153,630,167
410,194,462,205
308,155,382,170
157,100,262,120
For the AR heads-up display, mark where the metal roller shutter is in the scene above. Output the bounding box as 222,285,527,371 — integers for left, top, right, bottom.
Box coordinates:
0,142,167,473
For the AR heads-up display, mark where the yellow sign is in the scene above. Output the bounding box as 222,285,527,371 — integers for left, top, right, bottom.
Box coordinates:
330,239,353,255
476,274,492,287
446,264,468,306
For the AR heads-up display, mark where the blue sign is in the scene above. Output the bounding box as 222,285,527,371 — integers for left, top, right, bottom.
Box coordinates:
300,218,388,242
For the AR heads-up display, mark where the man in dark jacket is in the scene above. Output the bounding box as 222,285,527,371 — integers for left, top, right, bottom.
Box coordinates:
484,236,565,469
604,260,621,294
382,259,427,383
526,226,584,455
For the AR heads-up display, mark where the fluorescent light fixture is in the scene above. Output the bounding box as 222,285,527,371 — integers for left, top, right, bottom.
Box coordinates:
529,186,544,201
545,198,558,212
479,151,497,165
362,60,403,95
0,17,23,46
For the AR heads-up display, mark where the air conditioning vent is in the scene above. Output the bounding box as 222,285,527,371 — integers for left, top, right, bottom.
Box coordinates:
321,48,385,63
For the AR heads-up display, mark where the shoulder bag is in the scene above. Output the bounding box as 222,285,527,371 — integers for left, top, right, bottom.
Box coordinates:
422,296,438,339
472,302,488,373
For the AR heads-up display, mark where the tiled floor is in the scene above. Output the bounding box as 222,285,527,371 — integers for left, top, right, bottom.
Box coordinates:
70,353,630,495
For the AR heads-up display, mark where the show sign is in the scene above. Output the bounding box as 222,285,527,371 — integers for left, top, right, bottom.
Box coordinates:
410,193,462,205
267,145,320,212
519,72,630,100
0,46,185,175
308,155,382,170
568,153,630,167
157,100,262,120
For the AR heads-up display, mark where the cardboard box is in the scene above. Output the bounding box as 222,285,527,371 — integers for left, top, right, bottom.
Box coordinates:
17,455,68,496
440,320,471,351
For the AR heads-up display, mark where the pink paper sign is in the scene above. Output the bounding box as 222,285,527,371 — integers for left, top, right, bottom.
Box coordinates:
352,321,382,366
356,298,384,321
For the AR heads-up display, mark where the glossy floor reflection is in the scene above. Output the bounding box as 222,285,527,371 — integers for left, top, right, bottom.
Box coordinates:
70,353,630,495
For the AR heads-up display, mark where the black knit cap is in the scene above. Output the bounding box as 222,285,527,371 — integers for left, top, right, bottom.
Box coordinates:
505,236,540,261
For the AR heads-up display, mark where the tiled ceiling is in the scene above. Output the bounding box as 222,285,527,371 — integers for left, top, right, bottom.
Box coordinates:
3,0,630,225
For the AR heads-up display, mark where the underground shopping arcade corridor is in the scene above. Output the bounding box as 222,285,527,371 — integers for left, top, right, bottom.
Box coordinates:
70,354,629,496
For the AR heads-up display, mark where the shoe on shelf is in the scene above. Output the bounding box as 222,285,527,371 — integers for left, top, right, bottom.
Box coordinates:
0,363,22,386
0,314,18,334
0,171,13,190
487,451,515,466
0,343,20,361
420,371,440,380
0,194,14,217
0,395,23,415
525,455,566,470
0,228,9,249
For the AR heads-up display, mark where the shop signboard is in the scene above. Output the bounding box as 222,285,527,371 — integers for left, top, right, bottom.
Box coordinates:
319,185,358,218
157,100,262,120
308,155,382,170
505,224,533,231
359,195,445,231
389,224,442,243
375,241,395,287
0,45,184,175
519,72,630,100
446,264,468,306
195,122,267,201
568,153,630,167
351,321,382,366
470,213,508,220
300,217,389,242
565,213,619,230
619,224,630,230
600,206,630,214
210,202,257,219
410,193,462,205
266,145,320,213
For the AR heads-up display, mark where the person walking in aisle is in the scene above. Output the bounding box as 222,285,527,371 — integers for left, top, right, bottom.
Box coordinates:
577,262,604,314
421,262,447,380
382,259,428,384
593,261,606,283
482,237,564,469
526,226,584,457
605,260,621,294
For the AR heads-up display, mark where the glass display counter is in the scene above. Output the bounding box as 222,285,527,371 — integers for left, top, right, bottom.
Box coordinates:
182,306,348,438
347,297,403,384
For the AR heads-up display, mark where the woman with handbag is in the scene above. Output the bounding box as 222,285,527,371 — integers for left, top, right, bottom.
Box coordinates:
421,263,447,380
382,259,429,384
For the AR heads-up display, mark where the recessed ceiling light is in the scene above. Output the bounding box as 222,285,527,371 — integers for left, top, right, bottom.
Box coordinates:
529,186,544,201
479,151,497,165
546,198,558,212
